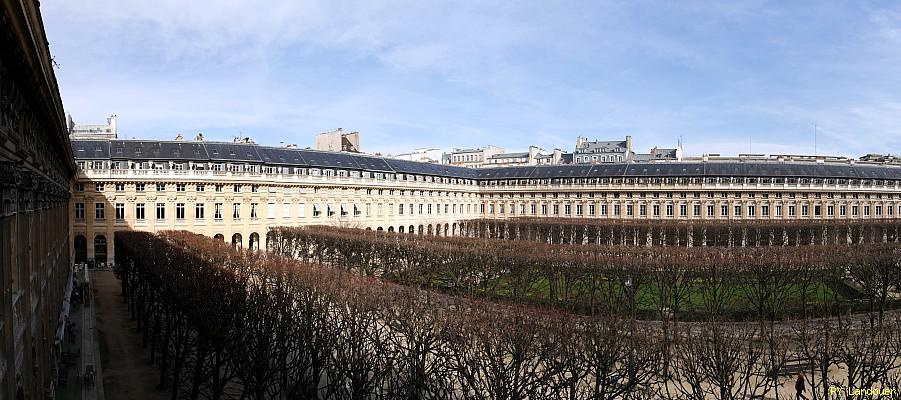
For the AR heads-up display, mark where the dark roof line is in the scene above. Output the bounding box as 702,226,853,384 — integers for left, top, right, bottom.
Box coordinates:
71,139,901,181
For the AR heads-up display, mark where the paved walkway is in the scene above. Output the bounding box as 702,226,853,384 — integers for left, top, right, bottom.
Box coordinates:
92,270,169,400
80,269,104,400
56,267,104,400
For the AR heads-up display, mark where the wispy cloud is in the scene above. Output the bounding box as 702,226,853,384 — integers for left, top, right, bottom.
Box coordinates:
42,0,901,157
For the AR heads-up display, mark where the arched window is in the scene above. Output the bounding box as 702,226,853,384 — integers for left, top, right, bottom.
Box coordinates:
249,232,260,251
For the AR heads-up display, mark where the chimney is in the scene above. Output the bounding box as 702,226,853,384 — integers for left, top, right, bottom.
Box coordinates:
108,114,118,138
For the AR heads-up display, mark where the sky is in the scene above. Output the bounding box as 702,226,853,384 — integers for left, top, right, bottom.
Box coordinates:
42,0,901,157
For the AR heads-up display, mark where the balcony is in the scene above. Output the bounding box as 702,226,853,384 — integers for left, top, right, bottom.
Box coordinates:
78,168,476,191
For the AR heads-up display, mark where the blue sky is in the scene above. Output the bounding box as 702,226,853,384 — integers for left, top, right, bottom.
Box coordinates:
43,1,901,157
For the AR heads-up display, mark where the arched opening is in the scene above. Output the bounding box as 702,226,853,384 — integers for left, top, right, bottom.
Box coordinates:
418,225,424,235
232,233,242,250
427,224,433,235
444,223,449,236
452,223,458,236
214,234,224,241
398,226,405,233
93,235,107,266
409,225,415,234
249,232,260,251
377,227,383,232
388,226,394,232
366,227,372,230
74,235,87,263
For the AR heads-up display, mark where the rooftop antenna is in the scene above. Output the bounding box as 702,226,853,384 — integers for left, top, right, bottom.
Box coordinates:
813,122,818,156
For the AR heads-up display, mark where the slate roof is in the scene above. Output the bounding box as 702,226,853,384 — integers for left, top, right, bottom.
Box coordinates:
488,152,529,159
73,139,901,181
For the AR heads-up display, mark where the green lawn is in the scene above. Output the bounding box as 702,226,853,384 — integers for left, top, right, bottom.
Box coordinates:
419,272,852,320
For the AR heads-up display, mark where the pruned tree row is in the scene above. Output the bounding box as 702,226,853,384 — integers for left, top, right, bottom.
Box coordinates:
269,226,901,322
463,218,901,247
116,230,901,399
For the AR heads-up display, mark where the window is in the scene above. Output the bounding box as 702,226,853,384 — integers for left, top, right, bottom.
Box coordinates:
707,205,714,216
564,204,571,215
176,183,185,192
398,204,404,215
762,205,769,217
251,203,258,219
734,205,742,216
215,203,223,220
136,183,145,192
776,205,783,217
721,205,728,217
115,183,125,192
653,205,660,217
666,204,674,216
75,203,85,219
115,203,125,220
788,206,796,217
75,183,84,192
156,183,165,191
136,203,145,220
541,204,548,215
96,183,105,192
267,203,276,218
196,184,205,192
313,204,321,217
553,204,559,215
233,203,241,219
234,185,242,193
679,204,687,216
195,203,205,219
251,185,259,193
156,203,166,220
827,205,834,216
626,205,634,216
748,205,756,217
588,204,595,216
215,184,223,192
640,205,647,216
95,203,105,220
176,203,185,220
802,205,809,216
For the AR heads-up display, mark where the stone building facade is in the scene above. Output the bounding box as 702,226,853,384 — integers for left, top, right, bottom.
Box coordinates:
71,139,483,264
1,1,77,398
73,138,901,265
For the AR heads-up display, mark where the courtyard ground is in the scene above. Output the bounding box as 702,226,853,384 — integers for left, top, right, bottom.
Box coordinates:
93,270,168,400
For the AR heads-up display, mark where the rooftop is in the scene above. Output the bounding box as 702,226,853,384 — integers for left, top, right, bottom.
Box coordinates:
73,138,901,181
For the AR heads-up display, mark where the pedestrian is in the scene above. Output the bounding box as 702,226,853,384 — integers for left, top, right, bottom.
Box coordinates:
795,372,807,400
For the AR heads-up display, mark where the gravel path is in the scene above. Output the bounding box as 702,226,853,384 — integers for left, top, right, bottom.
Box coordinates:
93,270,169,400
